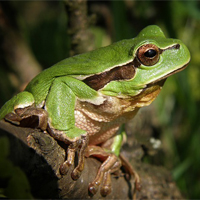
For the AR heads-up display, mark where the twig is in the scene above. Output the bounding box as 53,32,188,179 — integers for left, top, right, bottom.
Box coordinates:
64,0,96,56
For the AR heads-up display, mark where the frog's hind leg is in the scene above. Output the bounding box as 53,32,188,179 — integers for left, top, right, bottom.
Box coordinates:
87,146,141,198
119,154,141,200
86,146,122,196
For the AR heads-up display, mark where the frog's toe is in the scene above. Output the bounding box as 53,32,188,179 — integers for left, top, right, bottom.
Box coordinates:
60,142,77,175
87,146,122,196
57,133,89,180
120,154,142,194
71,169,81,180
5,112,21,125
100,185,111,197
88,181,100,195
89,170,112,197
71,135,89,180
88,167,112,196
100,171,112,196
60,163,68,175
60,155,74,175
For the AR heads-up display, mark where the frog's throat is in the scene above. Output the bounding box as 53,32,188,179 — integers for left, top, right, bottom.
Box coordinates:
134,80,164,105
133,62,189,108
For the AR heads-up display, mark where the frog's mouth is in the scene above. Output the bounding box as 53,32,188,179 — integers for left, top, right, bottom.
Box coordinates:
146,63,188,88
135,63,189,103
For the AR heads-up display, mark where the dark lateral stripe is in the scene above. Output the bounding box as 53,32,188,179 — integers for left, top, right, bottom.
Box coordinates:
83,59,140,91
83,44,180,91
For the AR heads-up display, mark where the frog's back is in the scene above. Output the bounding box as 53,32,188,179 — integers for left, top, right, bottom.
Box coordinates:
25,39,135,106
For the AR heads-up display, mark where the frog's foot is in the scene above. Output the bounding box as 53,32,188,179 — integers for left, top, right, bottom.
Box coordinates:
119,154,141,197
86,146,122,196
5,106,48,130
47,127,89,180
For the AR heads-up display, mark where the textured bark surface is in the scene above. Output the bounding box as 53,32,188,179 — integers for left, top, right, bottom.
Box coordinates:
0,120,183,199
64,0,96,56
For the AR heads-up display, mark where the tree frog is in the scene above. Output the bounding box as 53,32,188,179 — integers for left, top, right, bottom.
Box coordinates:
0,25,190,196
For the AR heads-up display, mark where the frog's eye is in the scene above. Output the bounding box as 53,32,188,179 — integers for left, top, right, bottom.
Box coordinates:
136,44,160,66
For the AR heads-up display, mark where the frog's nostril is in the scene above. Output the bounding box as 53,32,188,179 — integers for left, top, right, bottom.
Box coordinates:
168,44,180,50
162,43,181,52
175,44,180,49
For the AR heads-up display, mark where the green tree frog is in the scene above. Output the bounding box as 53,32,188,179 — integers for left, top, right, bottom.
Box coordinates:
0,25,190,196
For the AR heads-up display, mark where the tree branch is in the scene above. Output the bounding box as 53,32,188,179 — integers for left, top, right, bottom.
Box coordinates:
64,0,96,56
0,120,183,199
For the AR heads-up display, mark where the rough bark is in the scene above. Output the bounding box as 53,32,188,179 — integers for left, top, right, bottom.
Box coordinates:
64,0,96,56
0,120,183,199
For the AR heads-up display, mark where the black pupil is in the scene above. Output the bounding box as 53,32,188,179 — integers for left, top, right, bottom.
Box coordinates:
144,49,157,58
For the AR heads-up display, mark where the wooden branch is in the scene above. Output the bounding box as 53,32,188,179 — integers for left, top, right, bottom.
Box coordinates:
0,120,183,199
64,0,96,56
0,120,131,199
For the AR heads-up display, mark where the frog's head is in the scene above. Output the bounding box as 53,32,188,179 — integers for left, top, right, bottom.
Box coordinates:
97,25,190,100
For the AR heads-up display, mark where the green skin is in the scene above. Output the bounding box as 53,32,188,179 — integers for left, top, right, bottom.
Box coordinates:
0,25,190,195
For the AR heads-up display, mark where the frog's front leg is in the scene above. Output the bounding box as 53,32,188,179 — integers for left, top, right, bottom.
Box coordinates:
48,127,89,180
45,77,96,179
1,91,48,130
5,106,48,131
